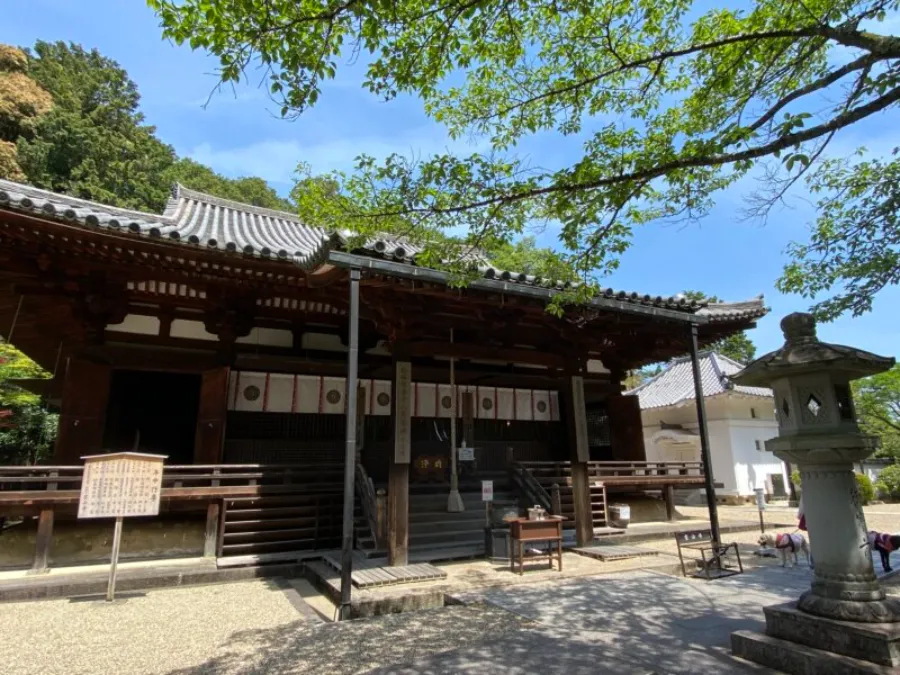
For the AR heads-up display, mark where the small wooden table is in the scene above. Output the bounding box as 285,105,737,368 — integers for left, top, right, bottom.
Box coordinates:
508,516,564,575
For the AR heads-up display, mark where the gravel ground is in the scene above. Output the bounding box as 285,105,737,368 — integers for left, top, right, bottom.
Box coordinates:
1,580,528,675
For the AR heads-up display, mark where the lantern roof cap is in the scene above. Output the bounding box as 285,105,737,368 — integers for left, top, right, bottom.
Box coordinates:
730,313,895,387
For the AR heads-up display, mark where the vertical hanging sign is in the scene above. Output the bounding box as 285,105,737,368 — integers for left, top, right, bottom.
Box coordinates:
78,452,166,601
394,361,412,463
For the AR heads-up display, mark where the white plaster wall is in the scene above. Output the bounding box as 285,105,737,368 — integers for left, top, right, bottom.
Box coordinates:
106,314,160,336
638,394,784,497
727,423,784,495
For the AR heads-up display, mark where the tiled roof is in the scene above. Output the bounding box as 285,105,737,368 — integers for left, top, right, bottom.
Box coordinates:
697,298,768,323
626,351,773,410
162,185,332,265
0,178,768,320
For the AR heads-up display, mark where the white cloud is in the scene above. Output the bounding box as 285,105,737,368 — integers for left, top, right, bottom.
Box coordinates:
185,126,488,184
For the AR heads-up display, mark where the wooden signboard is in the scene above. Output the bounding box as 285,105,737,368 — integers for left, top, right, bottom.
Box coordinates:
79,452,165,519
78,452,166,600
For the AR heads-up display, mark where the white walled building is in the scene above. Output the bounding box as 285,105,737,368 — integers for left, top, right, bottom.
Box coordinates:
627,351,790,501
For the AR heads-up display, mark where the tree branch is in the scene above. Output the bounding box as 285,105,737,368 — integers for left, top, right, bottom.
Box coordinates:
377,85,900,217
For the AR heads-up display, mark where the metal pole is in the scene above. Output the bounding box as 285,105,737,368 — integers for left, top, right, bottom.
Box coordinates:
106,516,123,602
689,324,721,545
339,268,361,621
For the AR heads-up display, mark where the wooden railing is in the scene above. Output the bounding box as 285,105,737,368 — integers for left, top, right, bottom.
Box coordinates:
0,462,348,572
0,463,346,508
516,460,705,487
509,462,553,513
355,462,380,547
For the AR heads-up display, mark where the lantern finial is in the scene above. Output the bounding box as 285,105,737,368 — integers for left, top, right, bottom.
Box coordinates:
781,312,817,344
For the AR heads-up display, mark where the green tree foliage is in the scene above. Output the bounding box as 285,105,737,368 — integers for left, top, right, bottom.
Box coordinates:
2,40,292,214
152,0,900,300
163,158,293,210
16,41,176,211
779,150,900,320
852,364,900,459
0,45,52,180
488,236,579,282
875,464,900,500
0,341,56,465
682,291,757,364
856,472,876,505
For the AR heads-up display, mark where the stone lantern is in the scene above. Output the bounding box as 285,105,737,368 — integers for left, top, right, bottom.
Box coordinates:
730,313,899,673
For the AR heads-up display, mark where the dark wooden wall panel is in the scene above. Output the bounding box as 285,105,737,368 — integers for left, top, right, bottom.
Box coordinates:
608,395,647,461
55,359,111,463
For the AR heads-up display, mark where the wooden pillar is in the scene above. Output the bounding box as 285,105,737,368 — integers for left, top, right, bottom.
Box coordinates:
55,358,111,463
664,485,677,522
194,367,230,464
29,508,54,574
203,502,220,557
566,374,593,546
388,358,411,566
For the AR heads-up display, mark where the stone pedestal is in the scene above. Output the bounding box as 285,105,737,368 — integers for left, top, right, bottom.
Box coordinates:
794,454,900,623
733,602,900,674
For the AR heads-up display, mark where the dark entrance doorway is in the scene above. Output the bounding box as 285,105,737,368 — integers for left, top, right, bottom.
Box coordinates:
103,370,201,464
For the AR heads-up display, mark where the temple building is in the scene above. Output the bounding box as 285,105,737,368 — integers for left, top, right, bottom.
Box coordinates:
0,178,767,570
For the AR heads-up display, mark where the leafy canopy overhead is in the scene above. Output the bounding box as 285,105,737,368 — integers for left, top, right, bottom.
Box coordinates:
778,149,900,320
852,364,900,459
153,0,900,306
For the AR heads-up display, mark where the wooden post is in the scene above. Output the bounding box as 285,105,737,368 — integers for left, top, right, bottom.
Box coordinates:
664,485,677,522
567,374,593,546
204,502,221,557
29,508,54,575
388,357,411,566
551,483,562,517
387,464,409,565
376,488,387,549
106,516,124,602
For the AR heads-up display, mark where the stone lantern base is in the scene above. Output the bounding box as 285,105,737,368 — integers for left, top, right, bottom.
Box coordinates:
732,602,900,673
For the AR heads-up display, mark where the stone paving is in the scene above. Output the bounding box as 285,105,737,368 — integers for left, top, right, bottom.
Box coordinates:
384,566,817,674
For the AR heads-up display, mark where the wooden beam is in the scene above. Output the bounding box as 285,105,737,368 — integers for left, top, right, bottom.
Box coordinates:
407,341,565,367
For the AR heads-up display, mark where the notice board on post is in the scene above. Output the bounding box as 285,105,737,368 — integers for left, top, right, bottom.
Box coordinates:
78,451,167,601
78,452,166,519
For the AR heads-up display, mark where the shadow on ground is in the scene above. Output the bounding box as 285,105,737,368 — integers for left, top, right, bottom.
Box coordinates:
166,565,822,674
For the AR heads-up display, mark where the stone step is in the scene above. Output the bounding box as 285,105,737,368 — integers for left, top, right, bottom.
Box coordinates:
731,630,894,675
763,602,900,667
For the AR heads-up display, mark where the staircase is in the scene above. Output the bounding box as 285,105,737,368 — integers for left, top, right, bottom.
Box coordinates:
513,462,608,529
218,462,344,560
406,475,516,562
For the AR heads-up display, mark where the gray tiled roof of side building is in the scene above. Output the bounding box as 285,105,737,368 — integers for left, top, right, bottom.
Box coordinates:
625,351,773,410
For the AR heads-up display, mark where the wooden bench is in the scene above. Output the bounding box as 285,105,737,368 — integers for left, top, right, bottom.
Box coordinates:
675,529,743,580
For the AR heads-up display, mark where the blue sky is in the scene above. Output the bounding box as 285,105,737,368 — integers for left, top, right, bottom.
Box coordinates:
3,0,899,358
